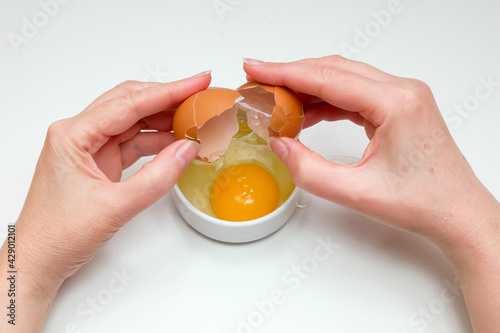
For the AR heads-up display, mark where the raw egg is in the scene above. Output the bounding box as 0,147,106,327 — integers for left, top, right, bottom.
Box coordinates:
174,82,303,222
211,164,279,222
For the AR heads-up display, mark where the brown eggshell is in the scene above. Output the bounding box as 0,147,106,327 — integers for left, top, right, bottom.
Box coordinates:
173,88,241,162
270,86,304,138
173,82,304,163
236,82,304,141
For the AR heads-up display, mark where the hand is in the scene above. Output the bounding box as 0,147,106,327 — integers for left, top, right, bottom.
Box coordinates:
0,73,211,332
244,56,500,332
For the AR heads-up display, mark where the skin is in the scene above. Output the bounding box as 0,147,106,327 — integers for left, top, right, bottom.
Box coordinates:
244,56,500,332
0,56,498,332
0,73,210,332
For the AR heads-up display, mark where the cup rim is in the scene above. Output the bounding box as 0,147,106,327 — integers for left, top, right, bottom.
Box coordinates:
172,183,301,227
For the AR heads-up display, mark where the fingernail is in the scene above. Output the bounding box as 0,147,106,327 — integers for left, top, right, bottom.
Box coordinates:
243,58,265,66
269,138,288,160
175,140,200,168
192,70,212,77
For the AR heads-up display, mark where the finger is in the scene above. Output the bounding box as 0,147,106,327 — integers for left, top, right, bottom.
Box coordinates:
303,103,365,128
92,137,123,182
141,111,174,132
293,55,394,82
269,137,360,207
92,128,175,180
244,56,395,109
295,92,324,107
246,72,321,108
84,81,161,112
92,121,148,181
113,140,199,219
243,60,388,126
363,119,377,140
84,74,211,135
114,121,147,143
244,56,394,83
120,131,177,169
74,73,211,154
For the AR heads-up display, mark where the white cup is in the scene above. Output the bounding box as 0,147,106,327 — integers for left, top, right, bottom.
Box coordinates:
171,185,303,243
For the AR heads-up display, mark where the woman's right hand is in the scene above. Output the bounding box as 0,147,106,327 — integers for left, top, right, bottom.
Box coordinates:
244,56,500,333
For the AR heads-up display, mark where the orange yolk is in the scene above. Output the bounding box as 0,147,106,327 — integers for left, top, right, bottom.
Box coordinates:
210,164,279,221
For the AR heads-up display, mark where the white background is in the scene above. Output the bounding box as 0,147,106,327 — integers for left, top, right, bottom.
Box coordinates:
1,0,499,332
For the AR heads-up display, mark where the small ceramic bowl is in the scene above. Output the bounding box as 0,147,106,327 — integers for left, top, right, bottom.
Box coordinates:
171,184,303,243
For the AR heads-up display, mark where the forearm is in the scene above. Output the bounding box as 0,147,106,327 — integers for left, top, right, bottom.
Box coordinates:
439,186,500,333
449,241,500,333
0,226,59,333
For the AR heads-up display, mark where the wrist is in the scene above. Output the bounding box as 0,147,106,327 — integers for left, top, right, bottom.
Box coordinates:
14,237,62,299
442,203,500,278
435,184,500,265
0,236,59,332
418,161,500,258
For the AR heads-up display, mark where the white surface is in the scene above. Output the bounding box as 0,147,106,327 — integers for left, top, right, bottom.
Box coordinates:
1,0,499,332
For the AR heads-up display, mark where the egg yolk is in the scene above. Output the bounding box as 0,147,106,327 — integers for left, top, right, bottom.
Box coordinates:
210,164,279,221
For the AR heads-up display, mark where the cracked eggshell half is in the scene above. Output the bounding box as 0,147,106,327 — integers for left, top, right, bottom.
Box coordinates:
236,81,304,141
173,82,304,163
173,88,241,163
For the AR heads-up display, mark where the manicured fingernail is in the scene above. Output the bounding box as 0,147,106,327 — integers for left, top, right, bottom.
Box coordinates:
192,70,212,77
175,140,200,168
243,58,265,65
269,138,288,160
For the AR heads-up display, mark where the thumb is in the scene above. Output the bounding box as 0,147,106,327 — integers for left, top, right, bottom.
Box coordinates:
116,139,199,217
270,137,360,207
